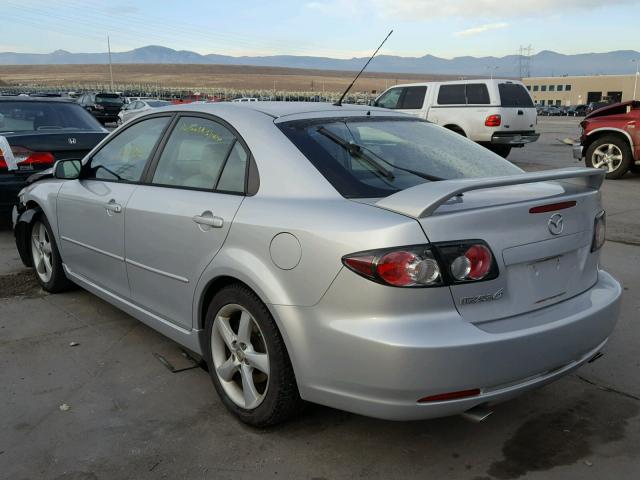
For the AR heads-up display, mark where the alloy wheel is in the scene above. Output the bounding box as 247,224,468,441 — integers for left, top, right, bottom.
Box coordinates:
31,220,53,283
592,143,623,173
211,304,270,410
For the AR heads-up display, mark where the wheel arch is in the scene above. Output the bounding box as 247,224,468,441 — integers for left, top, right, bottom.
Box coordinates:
443,124,467,137
584,128,633,155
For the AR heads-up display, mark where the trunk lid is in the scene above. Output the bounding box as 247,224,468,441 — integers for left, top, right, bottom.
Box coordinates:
373,168,604,323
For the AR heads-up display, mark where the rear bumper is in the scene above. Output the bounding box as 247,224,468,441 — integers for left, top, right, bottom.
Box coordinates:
274,269,621,420
491,131,540,145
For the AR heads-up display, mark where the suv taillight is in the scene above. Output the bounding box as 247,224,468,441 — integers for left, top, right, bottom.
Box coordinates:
342,241,498,288
485,114,501,127
0,145,55,170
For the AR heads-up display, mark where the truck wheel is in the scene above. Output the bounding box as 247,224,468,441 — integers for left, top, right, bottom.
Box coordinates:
585,135,632,179
488,145,512,158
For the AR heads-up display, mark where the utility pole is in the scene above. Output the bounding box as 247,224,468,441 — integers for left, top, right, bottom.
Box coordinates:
487,66,499,80
107,35,114,92
518,45,532,78
633,59,639,101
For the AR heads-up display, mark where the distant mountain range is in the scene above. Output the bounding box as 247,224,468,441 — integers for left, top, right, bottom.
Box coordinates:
1,45,639,77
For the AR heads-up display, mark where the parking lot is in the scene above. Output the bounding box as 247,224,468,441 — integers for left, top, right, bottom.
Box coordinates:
1,116,639,479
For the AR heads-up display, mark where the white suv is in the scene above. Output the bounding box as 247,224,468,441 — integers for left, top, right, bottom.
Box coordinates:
374,79,539,157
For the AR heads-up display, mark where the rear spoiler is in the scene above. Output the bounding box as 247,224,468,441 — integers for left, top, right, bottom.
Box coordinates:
375,167,605,219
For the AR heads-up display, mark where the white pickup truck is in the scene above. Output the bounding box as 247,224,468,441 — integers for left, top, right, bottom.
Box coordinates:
373,79,539,157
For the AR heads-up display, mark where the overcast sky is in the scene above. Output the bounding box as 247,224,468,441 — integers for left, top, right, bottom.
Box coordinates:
1,0,639,59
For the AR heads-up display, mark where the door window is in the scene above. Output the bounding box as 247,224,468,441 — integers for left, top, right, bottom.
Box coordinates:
465,84,490,104
151,116,237,190
376,88,403,109
400,86,427,109
86,116,170,182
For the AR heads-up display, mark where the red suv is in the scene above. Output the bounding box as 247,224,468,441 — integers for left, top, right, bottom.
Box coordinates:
574,100,640,179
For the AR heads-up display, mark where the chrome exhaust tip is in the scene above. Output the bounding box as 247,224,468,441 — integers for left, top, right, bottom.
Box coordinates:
460,405,493,423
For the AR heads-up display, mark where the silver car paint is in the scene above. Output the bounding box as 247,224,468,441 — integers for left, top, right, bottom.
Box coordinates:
16,102,622,421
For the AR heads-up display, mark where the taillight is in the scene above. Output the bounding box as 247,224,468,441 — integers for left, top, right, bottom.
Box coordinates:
592,211,606,252
343,246,442,288
418,389,481,403
94,104,104,110
0,145,54,169
485,114,501,127
342,240,498,287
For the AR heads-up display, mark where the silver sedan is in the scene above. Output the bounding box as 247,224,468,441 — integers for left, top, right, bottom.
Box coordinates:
13,102,621,426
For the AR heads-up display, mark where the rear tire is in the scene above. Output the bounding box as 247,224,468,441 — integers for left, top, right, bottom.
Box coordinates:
30,215,73,293
487,145,512,158
585,135,632,179
204,284,302,427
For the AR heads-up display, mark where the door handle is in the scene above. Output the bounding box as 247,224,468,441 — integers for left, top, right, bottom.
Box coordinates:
105,199,122,214
193,211,224,229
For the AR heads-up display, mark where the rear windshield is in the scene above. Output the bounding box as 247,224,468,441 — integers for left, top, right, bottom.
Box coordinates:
147,100,171,108
0,101,104,133
498,83,534,107
279,118,522,199
96,94,124,106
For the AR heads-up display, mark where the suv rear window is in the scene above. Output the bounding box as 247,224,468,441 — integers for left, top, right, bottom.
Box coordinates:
96,94,124,106
278,118,521,199
498,83,534,107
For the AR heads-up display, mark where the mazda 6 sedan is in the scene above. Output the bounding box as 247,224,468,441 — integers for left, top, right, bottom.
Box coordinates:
13,102,621,426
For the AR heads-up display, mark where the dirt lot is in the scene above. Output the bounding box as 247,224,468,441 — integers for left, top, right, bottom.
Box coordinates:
1,117,639,479
0,63,467,93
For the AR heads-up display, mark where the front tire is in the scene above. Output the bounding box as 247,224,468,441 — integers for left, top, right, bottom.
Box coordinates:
585,135,632,179
204,284,301,427
30,215,73,293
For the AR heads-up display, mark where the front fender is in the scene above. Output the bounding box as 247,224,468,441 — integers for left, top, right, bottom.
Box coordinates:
13,204,42,267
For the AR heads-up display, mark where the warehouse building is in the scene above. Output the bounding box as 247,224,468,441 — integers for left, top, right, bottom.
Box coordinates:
522,74,639,106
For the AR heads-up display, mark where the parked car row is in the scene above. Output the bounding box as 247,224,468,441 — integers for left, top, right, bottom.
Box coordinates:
536,104,589,117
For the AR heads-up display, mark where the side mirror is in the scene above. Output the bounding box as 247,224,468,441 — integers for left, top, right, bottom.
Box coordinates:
54,159,82,180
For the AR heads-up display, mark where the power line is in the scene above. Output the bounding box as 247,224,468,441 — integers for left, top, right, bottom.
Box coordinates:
518,45,533,78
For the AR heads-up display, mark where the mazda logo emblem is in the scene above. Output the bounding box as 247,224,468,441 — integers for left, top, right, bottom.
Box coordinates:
548,213,564,235
67,137,77,145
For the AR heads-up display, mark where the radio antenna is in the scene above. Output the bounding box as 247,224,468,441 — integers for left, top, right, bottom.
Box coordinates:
334,30,393,106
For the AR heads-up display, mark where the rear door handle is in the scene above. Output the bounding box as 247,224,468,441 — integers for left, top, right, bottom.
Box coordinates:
193,211,224,229
105,199,122,214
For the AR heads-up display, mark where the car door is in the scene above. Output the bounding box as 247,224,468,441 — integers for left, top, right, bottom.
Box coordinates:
56,115,172,298
124,115,247,329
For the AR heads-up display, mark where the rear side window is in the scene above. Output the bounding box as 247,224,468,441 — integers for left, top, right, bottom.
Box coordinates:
400,86,427,109
437,85,466,104
437,84,490,105
498,83,534,107
465,84,490,104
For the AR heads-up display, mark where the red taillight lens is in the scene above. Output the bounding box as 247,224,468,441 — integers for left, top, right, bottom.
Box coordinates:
342,246,442,288
436,241,498,284
485,114,501,127
592,211,606,252
0,146,55,169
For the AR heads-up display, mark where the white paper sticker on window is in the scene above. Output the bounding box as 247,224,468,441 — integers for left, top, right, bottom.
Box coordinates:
0,136,17,171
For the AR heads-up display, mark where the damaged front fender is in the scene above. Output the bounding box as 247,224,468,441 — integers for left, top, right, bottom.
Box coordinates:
13,204,41,267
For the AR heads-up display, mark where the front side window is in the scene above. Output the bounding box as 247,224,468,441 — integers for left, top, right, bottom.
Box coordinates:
376,88,403,109
87,116,170,182
400,86,427,109
279,118,521,199
151,116,239,190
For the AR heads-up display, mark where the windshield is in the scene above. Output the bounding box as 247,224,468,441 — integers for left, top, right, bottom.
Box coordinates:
96,94,124,106
279,118,522,198
0,101,104,133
